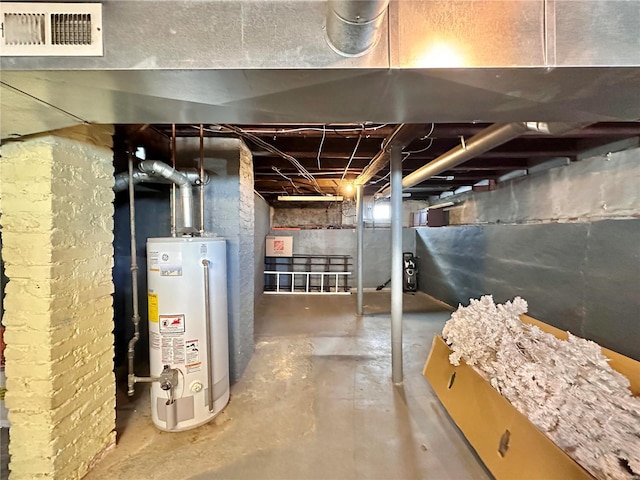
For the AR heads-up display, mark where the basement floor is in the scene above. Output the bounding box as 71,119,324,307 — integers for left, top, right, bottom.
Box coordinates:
89,293,490,479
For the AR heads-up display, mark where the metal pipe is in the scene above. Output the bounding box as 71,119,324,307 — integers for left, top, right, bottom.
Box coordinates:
199,124,205,235
127,151,141,396
202,259,215,412
138,160,194,232
378,122,590,197
326,0,390,56
390,144,403,384
113,169,207,192
356,183,364,316
171,124,177,237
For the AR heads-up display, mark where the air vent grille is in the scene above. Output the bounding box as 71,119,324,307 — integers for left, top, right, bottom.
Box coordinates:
51,13,92,46
0,3,102,56
4,13,45,45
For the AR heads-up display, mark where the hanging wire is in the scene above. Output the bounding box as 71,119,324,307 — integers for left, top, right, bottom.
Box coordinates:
211,124,325,195
272,167,302,193
235,124,388,134
316,124,326,170
371,123,436,193
340,127,364,184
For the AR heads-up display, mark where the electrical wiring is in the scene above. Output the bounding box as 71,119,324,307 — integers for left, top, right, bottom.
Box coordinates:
370,123,436,189
272,166,302,193
404,138,434,155
316,124,326,170
340,128,364,184
234,124,388,134
212,124,324,195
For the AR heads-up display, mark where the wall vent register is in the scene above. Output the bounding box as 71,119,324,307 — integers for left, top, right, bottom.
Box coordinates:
0,3,102,56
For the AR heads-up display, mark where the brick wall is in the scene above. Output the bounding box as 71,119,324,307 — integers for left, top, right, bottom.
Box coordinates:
0,125,115,479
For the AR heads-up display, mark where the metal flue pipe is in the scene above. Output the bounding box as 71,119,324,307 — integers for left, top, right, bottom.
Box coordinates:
138,160,195,231
113,169,206,193
325,0,390,56
378,122,589,197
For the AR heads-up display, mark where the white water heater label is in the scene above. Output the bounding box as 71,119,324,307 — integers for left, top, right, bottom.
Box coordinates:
161,335,185,364
159,251,182,276
150,331,161,350
148,251,160,272
186,339,201,373
159,314,185,334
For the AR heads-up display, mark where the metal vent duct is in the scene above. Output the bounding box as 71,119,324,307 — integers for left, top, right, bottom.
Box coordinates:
0,2,102,56
325,0,390,56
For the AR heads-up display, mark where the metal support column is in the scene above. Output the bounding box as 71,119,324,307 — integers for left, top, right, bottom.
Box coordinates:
356,184,364,315
390,145,403,384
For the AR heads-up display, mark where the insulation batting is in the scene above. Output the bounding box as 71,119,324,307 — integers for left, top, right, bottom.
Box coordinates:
442,296,640,480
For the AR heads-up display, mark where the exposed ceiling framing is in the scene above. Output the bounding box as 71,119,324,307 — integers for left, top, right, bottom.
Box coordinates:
131,122,640,204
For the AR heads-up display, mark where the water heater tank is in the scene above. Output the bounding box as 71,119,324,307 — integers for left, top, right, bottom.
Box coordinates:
146,237,229,431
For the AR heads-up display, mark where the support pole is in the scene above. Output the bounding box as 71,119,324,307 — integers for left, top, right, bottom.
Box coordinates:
356,184,364,316
390,145,403,384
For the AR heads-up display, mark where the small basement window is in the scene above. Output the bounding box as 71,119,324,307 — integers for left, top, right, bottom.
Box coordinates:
373,202,391,222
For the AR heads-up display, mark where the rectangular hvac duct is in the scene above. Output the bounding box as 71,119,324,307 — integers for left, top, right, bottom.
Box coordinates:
0,3,102,56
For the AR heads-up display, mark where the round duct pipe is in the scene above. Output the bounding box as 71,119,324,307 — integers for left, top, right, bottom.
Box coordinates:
325,0,390,57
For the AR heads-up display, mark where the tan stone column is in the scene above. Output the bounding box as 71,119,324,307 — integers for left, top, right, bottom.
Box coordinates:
0,125,116,480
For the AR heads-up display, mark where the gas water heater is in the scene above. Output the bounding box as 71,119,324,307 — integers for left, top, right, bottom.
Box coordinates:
146,237,229,431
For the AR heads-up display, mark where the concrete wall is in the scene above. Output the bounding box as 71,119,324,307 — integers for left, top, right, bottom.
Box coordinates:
0,125,116,479
447,147,640,225
267,228,416,289
254,194,270,305
416,146,640,360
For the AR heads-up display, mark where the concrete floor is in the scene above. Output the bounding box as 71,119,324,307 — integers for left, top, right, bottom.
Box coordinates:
4,292,492,480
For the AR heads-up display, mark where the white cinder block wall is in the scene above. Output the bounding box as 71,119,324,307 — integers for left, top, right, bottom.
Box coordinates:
0,125,116,480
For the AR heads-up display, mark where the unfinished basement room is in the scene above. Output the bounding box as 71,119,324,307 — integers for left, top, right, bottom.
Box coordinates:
0,1,639,480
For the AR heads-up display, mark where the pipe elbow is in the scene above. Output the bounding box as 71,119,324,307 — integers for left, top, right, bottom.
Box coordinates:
139,160,191,187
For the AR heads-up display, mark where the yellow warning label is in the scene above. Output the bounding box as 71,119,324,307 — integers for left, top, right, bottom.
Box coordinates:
148,293,159,323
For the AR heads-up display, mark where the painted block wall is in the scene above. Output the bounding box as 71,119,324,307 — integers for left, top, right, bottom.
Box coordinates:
254,194,270,305
175,137,255,383
112,138,257,385
266,228,416,289
0,125,116,479
416,147,640,360
447,147,640,225
272,199,428,228
112,190,171,368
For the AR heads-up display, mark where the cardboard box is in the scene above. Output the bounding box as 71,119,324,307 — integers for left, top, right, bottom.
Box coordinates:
266,235,293,257
423,314,640,480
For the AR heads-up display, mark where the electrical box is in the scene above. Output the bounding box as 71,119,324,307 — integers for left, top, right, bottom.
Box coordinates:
266,236,293,257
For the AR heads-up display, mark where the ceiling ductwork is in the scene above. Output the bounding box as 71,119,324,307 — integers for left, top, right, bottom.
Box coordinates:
1,1,639,138
325,0,390,56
